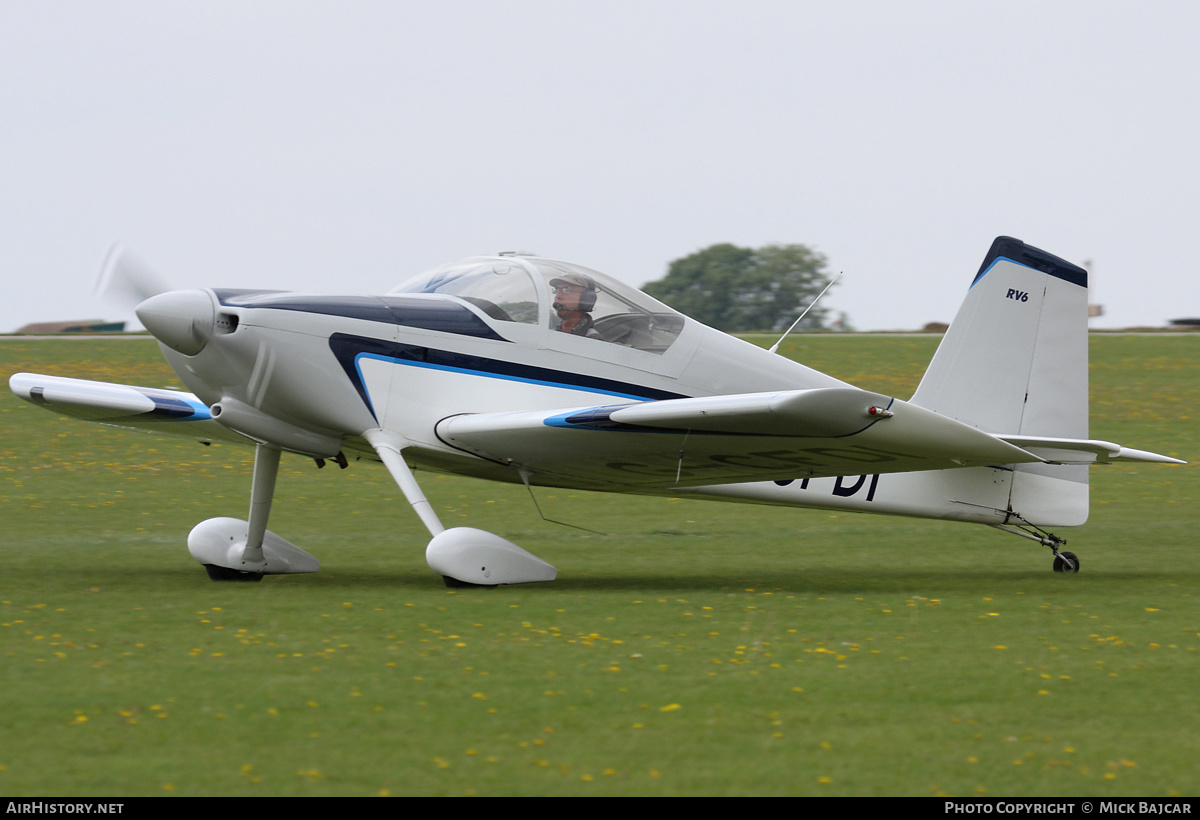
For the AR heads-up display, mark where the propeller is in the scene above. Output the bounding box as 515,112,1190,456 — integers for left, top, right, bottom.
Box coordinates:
93,243,174,314
92,242,216,355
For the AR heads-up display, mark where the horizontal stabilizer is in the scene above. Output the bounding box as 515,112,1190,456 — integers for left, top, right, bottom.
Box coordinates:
995,434,1185,465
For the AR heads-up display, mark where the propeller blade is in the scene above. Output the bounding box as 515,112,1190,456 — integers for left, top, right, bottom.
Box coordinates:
94,243,174,312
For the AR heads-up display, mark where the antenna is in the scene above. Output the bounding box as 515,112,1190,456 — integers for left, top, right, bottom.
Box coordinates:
518,469,605,535
768,272,842,354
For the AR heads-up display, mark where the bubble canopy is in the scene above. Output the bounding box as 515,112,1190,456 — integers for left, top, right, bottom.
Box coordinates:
389,256,685,353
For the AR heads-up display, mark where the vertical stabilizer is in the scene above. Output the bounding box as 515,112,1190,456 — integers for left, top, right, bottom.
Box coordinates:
910,237,1090,525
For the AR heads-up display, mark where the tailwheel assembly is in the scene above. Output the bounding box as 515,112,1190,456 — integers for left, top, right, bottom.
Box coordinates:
993,521,1080,574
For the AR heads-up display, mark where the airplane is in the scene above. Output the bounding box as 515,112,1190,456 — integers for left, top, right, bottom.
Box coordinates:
8,236,1184,586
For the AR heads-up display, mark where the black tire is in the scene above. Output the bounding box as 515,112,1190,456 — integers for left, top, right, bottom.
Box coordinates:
442,575,496,589
1052,551,1080,574
204,564,264,582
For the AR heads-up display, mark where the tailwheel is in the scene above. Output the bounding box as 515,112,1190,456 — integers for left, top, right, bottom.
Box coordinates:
204,564,264,582
1052,551,1080,574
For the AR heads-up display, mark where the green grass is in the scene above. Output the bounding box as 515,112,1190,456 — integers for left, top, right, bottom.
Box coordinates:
1,335,1197,796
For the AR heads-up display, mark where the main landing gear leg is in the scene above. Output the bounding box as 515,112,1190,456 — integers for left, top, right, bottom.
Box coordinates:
364,429,556,587
993,523,1080,574
188,443,320,580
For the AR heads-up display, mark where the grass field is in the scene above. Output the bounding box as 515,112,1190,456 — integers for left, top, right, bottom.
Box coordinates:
1,333,1196,796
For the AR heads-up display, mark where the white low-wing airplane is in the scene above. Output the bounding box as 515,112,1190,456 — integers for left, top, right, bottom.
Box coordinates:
9,237,1183,585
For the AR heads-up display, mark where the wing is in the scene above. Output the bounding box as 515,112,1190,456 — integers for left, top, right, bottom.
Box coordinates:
434,387,1049,490
9,372,248,445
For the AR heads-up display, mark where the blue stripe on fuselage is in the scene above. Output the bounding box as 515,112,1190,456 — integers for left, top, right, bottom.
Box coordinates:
355,353,661,403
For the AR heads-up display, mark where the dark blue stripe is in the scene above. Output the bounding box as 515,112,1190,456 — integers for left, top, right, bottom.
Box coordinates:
971,237,1088,288
328,333,687,420
214,291,507,340
146,395,210,420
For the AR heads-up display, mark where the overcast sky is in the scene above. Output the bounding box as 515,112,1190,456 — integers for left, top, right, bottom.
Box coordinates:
2,0,1197,334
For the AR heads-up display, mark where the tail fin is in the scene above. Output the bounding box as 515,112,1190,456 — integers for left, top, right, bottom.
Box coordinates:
910,237,1090,525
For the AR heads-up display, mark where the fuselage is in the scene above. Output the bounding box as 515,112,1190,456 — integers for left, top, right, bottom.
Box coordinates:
142,255,1014,526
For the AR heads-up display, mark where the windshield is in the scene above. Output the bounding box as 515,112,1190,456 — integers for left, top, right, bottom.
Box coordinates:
390,256,685,354
390,260,540,324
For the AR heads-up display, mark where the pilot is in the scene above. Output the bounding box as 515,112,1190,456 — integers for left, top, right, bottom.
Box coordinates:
550,273,600,337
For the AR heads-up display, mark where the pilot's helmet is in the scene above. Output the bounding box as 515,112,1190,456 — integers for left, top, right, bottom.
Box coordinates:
549,273,597,311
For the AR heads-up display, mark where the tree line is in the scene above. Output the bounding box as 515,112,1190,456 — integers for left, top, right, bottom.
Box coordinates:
643,242,845,333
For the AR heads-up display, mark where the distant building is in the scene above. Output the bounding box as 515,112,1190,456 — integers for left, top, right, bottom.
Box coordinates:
17,320,126,334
